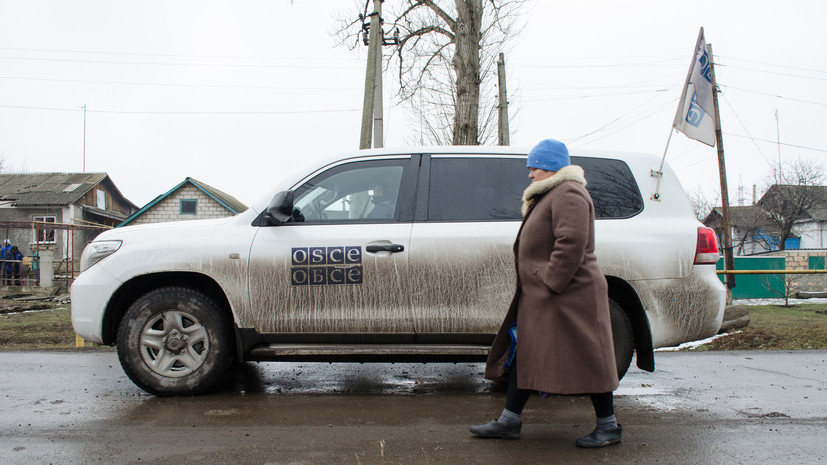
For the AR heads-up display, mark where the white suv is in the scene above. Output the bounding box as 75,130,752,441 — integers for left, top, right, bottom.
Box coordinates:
72,147,725,395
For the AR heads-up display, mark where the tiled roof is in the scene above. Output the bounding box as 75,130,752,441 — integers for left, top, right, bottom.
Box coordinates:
188,178,248,214
0,173,108,206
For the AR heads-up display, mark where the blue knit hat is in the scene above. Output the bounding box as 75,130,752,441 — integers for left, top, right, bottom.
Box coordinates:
527,139,570,172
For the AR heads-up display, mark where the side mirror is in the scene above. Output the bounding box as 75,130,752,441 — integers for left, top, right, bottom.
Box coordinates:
264,190,294,225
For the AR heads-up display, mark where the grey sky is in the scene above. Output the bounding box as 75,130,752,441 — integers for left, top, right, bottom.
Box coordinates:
1,0,824,207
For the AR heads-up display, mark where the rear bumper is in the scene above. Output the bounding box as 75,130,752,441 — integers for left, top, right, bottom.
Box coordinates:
638,266,726,348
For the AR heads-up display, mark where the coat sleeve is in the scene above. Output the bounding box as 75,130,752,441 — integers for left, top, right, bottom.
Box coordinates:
540,184,591,293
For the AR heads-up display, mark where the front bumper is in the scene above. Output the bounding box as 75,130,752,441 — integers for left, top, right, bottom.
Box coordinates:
70,264,123,344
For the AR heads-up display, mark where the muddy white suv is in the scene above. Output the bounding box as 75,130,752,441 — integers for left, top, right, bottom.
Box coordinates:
72,146,725,395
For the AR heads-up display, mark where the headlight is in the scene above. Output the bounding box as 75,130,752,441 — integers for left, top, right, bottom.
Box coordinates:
80,240,122,272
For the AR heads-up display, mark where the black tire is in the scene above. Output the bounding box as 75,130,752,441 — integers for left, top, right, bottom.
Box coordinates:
610,299,634,380
117,287,234,396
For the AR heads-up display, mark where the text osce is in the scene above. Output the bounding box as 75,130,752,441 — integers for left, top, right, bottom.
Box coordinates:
291,246,363,286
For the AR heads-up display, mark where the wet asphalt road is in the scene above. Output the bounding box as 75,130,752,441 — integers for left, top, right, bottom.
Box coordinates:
0,350,825,464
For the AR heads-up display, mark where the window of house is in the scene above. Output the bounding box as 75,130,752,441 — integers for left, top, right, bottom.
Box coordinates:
809,256,825,270
180,199,198,215
33,216,57,243
96,189,106,209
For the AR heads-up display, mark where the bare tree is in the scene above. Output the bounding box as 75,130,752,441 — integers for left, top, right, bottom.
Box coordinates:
336,0,526,145
689,186,719,222
757,159,826,251
760,272,801,307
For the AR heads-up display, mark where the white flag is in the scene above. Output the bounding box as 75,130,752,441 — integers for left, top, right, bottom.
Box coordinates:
673,27,716,146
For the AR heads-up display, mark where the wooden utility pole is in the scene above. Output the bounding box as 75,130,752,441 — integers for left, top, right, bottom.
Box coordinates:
82,104,87,172
359,0,382,150
708,43,735,297
497,52,510,146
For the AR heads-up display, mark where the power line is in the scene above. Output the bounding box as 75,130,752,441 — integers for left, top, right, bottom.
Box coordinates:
718,92,775,166
722,132,827,153
720,84,827,108
509,61,683,70
716,55,827,75
567,87,678,144
0,46,355,62
0,55,361,70
522,88,671,102
715,63,827,82
0,75,359,92
571,98,679,147
0,104,361,115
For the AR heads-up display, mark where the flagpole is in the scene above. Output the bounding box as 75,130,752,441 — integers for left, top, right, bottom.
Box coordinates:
653,27,705,201
674,27,705,125
651,127,674,201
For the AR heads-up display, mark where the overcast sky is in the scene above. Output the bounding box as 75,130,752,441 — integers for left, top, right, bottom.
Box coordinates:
1,0,824,208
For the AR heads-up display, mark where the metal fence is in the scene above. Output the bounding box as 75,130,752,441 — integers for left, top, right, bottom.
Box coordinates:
1,220,111,288
716,254,827,299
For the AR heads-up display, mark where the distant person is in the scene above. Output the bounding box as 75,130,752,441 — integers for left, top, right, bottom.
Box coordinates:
7,246,23,286
470,139,622,448
1,239,11,285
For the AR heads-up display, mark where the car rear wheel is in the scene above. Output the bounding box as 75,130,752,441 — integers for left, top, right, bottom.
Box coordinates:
610,299,634,380
117,287,233,396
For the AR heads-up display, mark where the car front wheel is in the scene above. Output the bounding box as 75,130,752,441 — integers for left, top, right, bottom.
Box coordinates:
117,287,234,396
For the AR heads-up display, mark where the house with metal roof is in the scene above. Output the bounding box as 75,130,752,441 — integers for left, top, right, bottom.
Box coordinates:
119,177,247,227
0,172,138,283
704,185,827,255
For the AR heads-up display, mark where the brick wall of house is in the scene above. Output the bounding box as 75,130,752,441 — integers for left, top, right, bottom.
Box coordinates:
766,250,827,295
130,185,236,225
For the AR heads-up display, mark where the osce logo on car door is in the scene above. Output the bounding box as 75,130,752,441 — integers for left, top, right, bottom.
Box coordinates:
291,246,363,286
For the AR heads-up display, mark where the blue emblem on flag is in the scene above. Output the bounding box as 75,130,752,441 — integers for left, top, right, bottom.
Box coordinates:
685,92,706,128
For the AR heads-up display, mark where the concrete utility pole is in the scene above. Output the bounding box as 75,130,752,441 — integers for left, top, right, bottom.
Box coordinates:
709,43,736,297
359,0,398,149
373,41,384,148
359,0,382,150
497,52,510,146
359,0,382,149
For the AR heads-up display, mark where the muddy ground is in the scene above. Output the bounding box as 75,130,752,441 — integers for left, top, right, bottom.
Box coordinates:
1,350,825,464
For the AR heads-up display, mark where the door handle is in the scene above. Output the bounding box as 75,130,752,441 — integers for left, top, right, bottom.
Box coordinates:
366,244,405,253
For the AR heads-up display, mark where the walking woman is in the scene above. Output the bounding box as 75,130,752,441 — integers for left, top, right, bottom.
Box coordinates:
470,139,622,448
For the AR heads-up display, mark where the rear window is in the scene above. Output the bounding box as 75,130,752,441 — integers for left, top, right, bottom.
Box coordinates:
575,156,644,219
427,156,643,221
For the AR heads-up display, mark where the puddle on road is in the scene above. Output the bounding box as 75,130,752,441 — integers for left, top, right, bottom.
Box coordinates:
215,362,498,396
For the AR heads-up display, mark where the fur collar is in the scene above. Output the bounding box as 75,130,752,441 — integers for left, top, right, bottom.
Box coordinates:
521,165,587,216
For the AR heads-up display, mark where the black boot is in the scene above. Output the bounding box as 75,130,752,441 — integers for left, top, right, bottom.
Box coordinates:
575,425,622,448
470,419,522,439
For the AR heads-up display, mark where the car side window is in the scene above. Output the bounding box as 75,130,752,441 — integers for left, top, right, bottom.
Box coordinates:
426,156,643,221
291,160,407,223
427,157,525,221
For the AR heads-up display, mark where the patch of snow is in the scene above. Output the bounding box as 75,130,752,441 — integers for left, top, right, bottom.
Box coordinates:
655,332,741,352
734,298,827,306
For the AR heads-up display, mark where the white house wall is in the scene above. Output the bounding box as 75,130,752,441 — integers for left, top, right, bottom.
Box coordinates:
797,220,827,249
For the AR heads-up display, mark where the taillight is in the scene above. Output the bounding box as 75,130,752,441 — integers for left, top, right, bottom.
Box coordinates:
694,226,720,264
